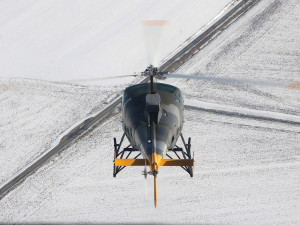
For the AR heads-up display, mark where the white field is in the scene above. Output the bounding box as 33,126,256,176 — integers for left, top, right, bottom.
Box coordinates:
0,78,123,185
0,0,232,82
1,0,300,224
0,0,232,185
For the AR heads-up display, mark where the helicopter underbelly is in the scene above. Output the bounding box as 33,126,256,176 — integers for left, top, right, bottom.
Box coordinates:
135,123,171,158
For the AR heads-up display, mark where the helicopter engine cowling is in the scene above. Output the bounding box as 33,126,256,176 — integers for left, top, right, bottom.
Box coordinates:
146,93,162,124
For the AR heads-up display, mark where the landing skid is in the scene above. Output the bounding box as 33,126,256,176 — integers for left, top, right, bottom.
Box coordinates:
113,133,194,177
113,133,194,208
167,133,194,177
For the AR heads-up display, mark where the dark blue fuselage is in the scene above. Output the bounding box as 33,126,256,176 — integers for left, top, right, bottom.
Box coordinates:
122,82,184,160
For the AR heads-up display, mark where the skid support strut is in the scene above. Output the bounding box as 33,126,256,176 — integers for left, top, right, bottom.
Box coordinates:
166,133,194,177
113,133,141,177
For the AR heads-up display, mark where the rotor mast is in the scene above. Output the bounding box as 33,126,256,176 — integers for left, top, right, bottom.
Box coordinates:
144,65,158,94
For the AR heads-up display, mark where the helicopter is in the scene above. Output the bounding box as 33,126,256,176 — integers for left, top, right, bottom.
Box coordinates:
113,65,194,208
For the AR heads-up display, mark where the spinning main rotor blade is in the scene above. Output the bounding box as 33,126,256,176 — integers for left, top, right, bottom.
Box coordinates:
143,20,168,67
165,73,300,90
64,74,137,83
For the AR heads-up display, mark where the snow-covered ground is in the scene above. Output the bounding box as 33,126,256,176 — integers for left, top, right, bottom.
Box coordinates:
0,78,122,185
1,0,300,224
172,0,300,116
0,0,232,82
0,0,232,186
1,108,299,224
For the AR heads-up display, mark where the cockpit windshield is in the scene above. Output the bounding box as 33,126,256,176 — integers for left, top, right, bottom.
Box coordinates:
123,83,179,104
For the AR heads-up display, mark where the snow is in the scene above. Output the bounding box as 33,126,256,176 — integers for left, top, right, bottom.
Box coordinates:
1,0,300,224
1,105,299,224
172,0,300,115
0,78,122,185
0,0,232,83
0,0,234,186
0,0,233,187
185,99,300,127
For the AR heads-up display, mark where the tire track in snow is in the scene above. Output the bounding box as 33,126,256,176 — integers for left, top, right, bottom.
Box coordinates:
185,101,300,126
0,95,124,198
197,160,300,176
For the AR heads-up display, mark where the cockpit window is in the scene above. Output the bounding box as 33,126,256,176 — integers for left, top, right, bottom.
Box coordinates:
123,83,179,104
157,83,177,93
127,83,148,93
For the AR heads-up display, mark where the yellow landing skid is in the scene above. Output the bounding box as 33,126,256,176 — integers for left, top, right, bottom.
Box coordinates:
114,156,194,208
114,158,194,167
